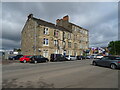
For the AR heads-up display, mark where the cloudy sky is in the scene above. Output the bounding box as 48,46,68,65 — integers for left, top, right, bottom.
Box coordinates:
1,2,118,50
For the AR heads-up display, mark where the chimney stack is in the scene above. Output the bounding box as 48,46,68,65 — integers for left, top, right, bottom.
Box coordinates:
63,15,69,21
56,15,69,25
28,14,33,20
56,19,60,24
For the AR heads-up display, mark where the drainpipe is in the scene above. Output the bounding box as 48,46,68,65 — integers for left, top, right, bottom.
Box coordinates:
34,21,37,55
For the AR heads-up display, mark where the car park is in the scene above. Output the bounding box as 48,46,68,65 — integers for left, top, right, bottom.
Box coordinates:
65,55,77,61
9,55,23,60
50,54,68,62
30,55,49,64
19,55,32,63
92,56,120,69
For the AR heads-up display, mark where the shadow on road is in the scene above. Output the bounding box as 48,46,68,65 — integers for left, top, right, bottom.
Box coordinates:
3,78,54,88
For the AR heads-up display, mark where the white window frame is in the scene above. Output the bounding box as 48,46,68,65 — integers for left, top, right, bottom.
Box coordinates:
43,50,48,57
68,42,71,48
68,50,72,56
54,49,59,54
80,44,82,49
44,27,49,35
43,38,49,46
54,30,59,37
68,33,71,39
54,40,58,46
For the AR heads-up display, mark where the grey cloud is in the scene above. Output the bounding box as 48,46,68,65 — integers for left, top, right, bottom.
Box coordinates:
2,18,22,42
2,39,21,49
2,2,118,49
89,18,118,47
90,35,117,47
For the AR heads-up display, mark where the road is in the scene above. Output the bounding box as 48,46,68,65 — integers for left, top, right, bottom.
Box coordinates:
2,59,118,88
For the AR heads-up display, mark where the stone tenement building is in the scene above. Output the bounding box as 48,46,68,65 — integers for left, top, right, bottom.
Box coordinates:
21,14,89,60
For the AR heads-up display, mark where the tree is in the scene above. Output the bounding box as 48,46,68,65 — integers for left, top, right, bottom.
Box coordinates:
17,48,21,52
108,41,120,55
13,48,22,54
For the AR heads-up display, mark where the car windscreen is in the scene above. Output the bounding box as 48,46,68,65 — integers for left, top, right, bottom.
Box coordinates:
9,56,15,57
26,56,32,58
108,56,120,60
40,56,45,58
19,55,23,57
37,55,44,58
115,57,120,60
20,56,24,58
97,55,102,56
66,55,68,57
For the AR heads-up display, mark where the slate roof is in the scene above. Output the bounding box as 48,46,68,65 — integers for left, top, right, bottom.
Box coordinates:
32,17,72,33
69,23,88,31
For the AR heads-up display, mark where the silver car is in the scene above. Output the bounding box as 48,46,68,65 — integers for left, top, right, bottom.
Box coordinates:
92,56,120,69
65,55,77,61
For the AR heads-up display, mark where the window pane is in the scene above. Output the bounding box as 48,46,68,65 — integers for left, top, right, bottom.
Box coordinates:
115,57,120,60
54,30,56,36
54,40,56,45
46,39,48,45
44,28,45,34
43,28,48,35
43,38,45,44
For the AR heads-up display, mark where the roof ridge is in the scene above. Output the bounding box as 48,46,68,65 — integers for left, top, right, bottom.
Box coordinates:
33,17,55,25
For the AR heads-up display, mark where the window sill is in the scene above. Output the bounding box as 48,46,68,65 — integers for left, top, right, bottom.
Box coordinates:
43,45,49,46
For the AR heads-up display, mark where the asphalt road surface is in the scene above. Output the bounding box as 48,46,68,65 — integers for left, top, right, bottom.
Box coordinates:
2,59,118,88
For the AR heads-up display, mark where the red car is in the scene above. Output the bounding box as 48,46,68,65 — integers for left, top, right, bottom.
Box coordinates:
19,55,32,63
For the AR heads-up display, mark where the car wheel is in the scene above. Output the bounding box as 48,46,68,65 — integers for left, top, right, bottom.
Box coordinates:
93,61,97,66
23,60,26,63
110,64,117,69
34,61,37,64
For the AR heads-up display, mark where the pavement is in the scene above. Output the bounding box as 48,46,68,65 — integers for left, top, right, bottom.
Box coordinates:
2,59,119,88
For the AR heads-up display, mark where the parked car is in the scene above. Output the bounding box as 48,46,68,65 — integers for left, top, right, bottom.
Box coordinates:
92,56,120,69
50,54,68,62
30,55,49,64
77,56,85,60
9,55,23,60
95,55,103,59
85,56,91,59
19,55,32,63
91,54,97,59
8,56,15,60
65,55,77,61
